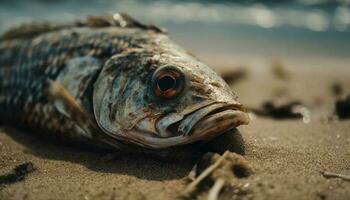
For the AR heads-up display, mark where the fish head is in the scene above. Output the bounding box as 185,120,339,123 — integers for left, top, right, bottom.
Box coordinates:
93,34,249,149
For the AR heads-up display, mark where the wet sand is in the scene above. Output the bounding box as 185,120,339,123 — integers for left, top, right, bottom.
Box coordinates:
1,65,350,200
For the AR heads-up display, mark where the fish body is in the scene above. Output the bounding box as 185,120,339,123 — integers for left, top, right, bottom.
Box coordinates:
0,15,249,152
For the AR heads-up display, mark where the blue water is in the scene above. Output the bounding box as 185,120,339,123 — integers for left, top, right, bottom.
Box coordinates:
0,0,349,67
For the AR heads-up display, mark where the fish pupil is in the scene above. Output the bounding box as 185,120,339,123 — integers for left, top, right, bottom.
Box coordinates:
158,76,176,92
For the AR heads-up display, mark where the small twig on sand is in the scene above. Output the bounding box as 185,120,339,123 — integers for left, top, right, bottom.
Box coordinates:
183,151,229,196
321,171,350,182
207,178,226,200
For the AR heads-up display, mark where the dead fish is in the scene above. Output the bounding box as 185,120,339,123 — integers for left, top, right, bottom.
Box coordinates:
0,14,249,151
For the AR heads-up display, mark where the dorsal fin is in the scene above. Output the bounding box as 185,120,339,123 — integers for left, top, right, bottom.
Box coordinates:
0,14,166,41
82,14,166,33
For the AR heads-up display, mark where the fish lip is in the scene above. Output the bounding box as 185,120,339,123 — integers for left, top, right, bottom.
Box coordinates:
188,108,249,140
176,102,248,137
122,102,249,149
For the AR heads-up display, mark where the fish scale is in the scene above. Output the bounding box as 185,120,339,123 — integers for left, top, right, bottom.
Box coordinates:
0,20,148,143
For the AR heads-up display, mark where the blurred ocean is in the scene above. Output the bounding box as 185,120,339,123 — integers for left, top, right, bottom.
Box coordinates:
0,0,349,70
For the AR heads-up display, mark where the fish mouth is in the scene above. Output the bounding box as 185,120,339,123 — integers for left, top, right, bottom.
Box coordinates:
168,102,249,140
128,102,250,149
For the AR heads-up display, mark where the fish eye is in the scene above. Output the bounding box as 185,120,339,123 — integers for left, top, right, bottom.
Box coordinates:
152,65,186,100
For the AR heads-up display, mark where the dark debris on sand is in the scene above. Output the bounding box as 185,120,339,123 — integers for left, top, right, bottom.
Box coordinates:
331,83,350,119
271,61,291,81
252,100,304,119
0,162,36,185
331,83,344,97
335,95,350,119
221,68,248,85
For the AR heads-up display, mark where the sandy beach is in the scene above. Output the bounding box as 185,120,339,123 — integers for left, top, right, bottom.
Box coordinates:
1,63,349,200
